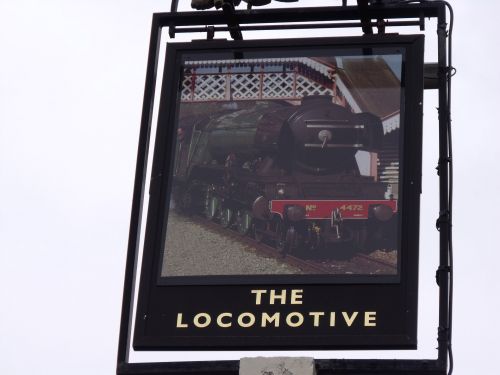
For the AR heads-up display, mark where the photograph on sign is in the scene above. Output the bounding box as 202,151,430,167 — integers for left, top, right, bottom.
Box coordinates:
134,36,423,350
161,51,401,279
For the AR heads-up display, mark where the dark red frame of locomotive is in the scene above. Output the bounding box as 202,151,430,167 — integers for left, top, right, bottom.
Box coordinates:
171,76,399,258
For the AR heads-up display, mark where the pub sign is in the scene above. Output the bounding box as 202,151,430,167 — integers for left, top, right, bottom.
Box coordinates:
133,35,424,350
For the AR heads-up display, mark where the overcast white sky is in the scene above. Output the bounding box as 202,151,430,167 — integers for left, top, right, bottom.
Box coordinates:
0,1,498,374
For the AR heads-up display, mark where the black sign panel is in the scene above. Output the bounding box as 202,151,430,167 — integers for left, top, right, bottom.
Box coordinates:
133,35,424,350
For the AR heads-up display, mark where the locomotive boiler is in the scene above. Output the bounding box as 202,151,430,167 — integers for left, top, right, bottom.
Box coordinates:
172,96,397,255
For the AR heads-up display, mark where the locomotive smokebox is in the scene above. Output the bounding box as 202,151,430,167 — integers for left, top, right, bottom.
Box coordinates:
278,95,384,175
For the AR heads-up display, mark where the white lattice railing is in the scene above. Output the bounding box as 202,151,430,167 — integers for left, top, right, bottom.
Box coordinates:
180,71,336,102
382,113,400,134
231,73,261,99
296,75,334,97
180,57,338,103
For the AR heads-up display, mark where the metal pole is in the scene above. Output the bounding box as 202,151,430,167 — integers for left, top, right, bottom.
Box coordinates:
436,3,450,371
171,20,421,34
155,4,440,30
117,15,162,368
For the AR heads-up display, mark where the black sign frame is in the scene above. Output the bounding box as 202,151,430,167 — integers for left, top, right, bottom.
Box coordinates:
117,2,452,375
133,34,423,351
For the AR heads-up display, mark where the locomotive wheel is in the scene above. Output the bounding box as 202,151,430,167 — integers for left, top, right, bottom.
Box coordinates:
253,220,265,242
276,236,287,255
286,226,299,255
274,220,299,256
382,215,398,250
280,226,299,255
220,207,233,228
205,196,219,220
272,217,287,255
236,210,252,236
179,190,193,213
353,225,368,252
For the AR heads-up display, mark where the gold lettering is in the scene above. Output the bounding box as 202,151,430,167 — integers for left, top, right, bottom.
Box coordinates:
251,289,267,305
193,313,211,328
364,312,377,327
216,312,232,328
261,312,280,327
269,289,287,305
286,312,304,327
176,313,188,328
309,312,325,327
180,310,374,329
330,312,336,326
238,312,256,328
290,289,303,305
342,311,359,327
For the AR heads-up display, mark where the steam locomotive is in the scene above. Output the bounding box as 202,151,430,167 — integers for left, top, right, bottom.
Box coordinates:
172,95,397,255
